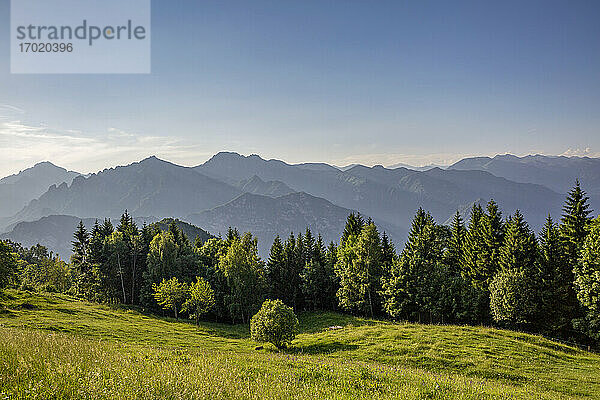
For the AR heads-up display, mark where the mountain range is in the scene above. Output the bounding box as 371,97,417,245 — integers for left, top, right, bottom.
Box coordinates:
0,162,80,220
1,152,597,259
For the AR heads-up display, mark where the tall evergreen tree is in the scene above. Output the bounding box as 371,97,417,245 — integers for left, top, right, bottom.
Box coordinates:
498,210,538,273
341,213,364,246
490,210,542,328
463,201,505,290
71,221,89,267
573,217,600,340
445,211,465,274
301,234,334,310
559,180,593,333
539,215,574,335
381,209,446,321
266,236,285,301
336,222,384,317
560,180,593,254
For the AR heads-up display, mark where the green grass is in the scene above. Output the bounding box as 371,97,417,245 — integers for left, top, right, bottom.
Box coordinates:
1,290,599,399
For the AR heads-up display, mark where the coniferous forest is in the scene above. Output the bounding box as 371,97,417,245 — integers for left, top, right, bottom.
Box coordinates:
1,180,599,347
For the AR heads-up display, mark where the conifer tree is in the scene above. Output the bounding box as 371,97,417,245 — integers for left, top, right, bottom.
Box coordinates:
560,180,593,254
381,209,445,321
559,180,593,332
462,201,504,290
498,210,538,273
341,213,364,246
573,217,600,340
539,215,573,335
381,232,395,270
266,236,285,300
490,210,542,328
445,211,465,274
336,222,383,317
71,220,89,267
301,234,335,310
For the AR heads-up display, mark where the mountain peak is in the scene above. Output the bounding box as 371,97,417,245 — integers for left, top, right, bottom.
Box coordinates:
33,161,62,169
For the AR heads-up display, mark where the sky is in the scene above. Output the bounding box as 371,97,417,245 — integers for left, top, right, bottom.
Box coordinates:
1,0,599,176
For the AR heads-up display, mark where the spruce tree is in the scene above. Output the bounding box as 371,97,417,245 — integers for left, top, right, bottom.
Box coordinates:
560,180,593,254
573,217,600,340
445,211,465,274
341,213,364,246
463,200,505,290
490,210,542,328
498,210,538,273
336,222,383,317
539,215,573,335
381,209,444,321
71,220,89,267
266,236,285,301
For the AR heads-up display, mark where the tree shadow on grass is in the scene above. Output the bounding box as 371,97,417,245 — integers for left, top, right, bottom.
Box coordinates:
297,311,382,334
287,341,360,355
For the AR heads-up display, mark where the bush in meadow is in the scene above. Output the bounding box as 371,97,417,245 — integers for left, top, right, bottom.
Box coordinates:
250,299,298,349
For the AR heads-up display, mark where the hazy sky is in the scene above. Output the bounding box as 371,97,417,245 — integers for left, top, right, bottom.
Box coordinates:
1,0,599,176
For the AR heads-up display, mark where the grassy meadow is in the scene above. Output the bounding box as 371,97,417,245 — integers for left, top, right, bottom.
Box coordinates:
0,290,599,399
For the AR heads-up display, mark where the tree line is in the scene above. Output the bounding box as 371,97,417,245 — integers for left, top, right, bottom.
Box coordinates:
0,181,599,346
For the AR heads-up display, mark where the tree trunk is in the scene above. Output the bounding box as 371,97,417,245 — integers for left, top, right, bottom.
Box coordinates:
131,252,136,305
117,253,127,304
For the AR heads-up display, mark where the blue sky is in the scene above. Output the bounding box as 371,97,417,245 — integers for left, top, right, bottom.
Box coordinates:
1,0,599,176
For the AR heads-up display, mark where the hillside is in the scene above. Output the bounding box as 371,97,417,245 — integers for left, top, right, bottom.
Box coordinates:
1,291,599,399
187,192,364,255
0,216,212,259
147,218,213,244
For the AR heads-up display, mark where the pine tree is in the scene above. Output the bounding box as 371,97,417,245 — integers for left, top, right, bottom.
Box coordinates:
463,201,505,290
381,232,395,270
558,180,593,334
381,209,445,321
560,180,593,254
336,222,383,317
71,220,89,267
539,215,574,335
266,236,285,301
489,210,542,328
445,211,465,274
301,234,335,310
498,210,538,273
341,213,364,246
573,217,600,340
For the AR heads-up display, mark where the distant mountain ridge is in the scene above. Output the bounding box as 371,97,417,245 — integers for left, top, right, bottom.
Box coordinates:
186,191,401,256
449,154,600,195
0,162,80,219
1,152,597,259
196,152,565,235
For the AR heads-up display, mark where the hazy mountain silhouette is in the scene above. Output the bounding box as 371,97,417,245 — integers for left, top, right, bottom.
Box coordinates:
1,152,593,257
196,152,565,234
0,162,80,219
5,156,241,228
187,191,403,256
449,154,600,195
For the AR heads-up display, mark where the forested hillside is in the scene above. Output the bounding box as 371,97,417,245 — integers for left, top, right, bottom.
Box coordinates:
1,180,599,347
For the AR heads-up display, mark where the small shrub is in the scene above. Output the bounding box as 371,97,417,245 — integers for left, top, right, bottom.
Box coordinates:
250,299,299,349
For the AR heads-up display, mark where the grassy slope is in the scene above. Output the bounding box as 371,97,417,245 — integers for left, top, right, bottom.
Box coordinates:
0,290,599,400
